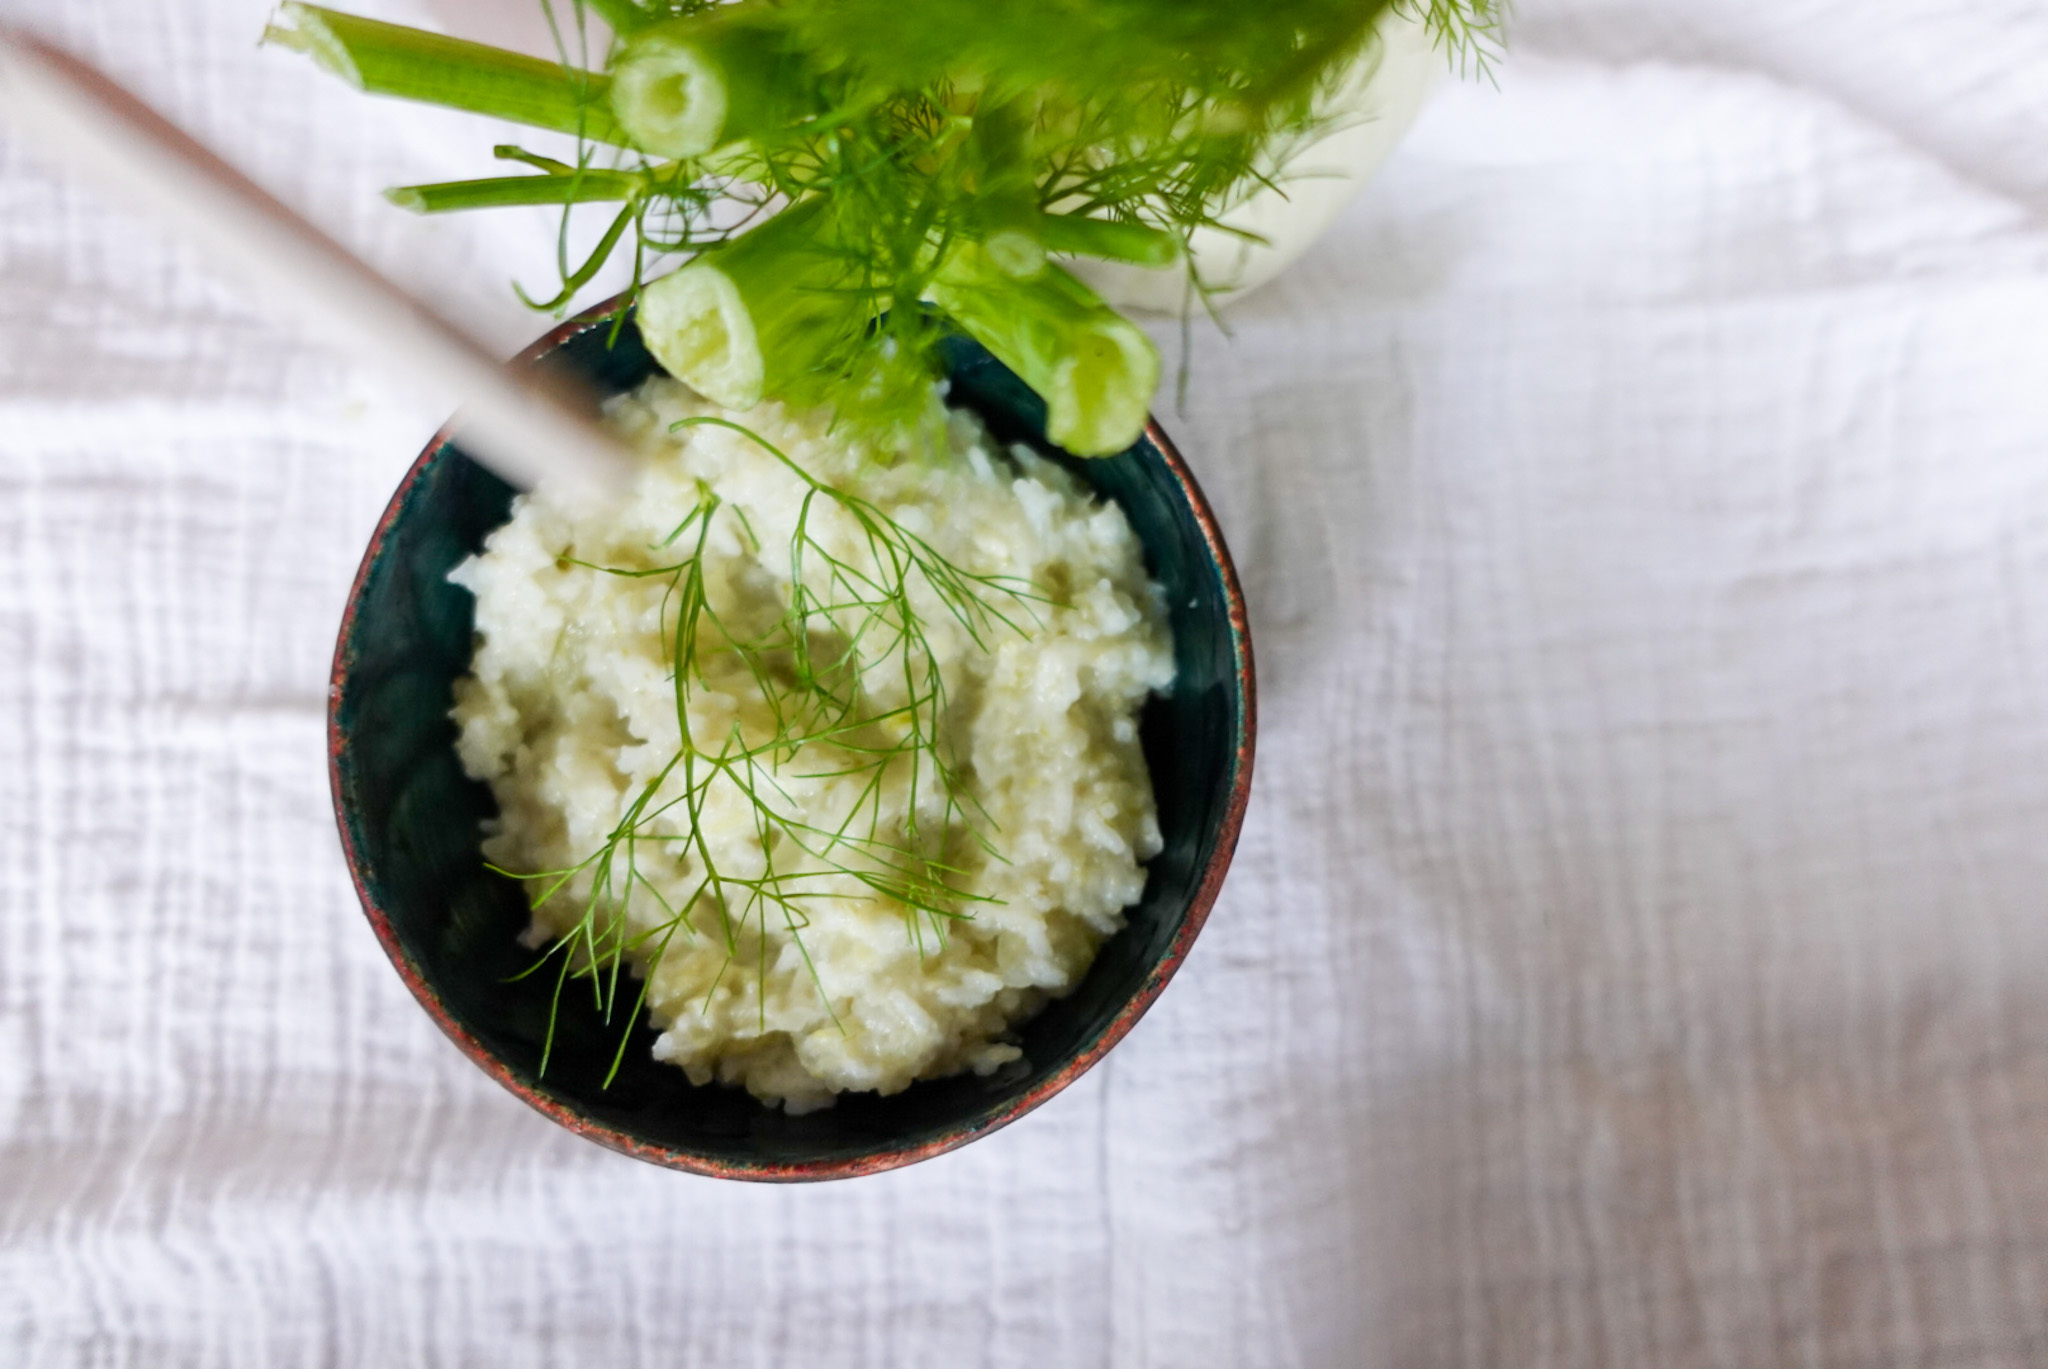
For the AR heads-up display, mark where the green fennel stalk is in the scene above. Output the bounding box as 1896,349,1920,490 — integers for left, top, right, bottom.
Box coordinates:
266,3,631,144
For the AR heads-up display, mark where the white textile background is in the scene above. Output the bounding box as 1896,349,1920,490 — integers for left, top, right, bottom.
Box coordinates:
6,1,2048,1365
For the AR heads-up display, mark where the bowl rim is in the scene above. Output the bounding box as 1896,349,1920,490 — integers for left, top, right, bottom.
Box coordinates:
327,298,1257,1180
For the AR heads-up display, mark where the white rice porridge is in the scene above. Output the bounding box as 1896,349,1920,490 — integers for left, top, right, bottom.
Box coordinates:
450,377,1172,1111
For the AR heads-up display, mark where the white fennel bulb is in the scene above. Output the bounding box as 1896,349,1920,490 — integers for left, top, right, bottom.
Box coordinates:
1070,7,1444,313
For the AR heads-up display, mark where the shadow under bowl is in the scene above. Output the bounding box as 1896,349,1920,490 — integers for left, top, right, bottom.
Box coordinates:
328,303,1255,1180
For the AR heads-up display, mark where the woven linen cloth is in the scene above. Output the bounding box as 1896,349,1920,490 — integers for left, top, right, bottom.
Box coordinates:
7,1,2048,1364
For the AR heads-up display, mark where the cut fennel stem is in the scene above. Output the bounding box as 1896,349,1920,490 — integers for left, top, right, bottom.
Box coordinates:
639,223,1160,457
635,198,857,411
607,13,820,160
637,262,761,408
606,28,726,158
264,3,630,146
925,246,1159,458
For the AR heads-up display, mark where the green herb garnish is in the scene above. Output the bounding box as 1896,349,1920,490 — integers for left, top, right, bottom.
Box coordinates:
494,415,1042,1084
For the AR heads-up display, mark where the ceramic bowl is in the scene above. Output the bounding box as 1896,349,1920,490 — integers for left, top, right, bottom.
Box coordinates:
328,301,1255,1179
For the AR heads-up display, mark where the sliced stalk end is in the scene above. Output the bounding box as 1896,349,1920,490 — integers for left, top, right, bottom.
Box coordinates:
1047,318,1159,457
263,3,363,88
382,185,428,213
639,263,764,409
609,34,726,159
927,249,1160,458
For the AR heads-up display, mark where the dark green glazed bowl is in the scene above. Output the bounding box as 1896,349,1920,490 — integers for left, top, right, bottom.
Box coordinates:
329,302,1255,1180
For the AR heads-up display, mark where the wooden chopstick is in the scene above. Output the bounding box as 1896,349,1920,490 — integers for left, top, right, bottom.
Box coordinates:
0,24,633,496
